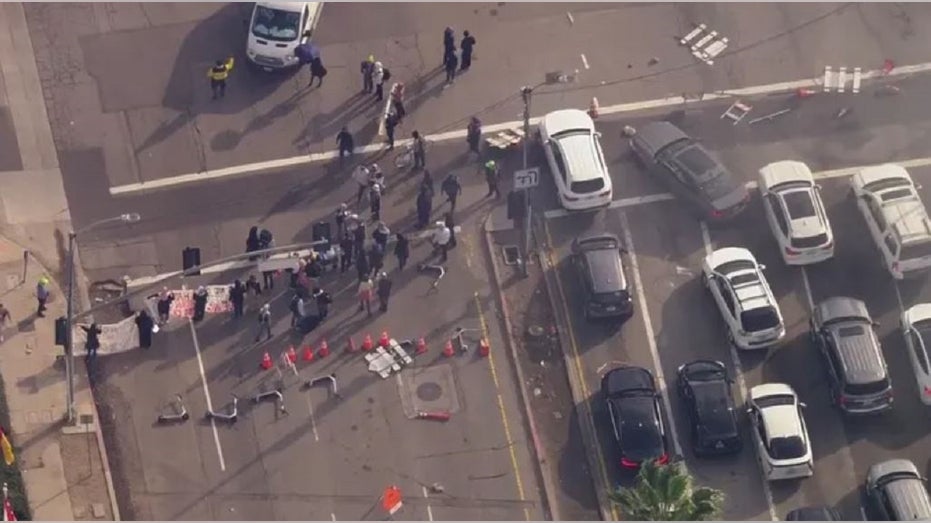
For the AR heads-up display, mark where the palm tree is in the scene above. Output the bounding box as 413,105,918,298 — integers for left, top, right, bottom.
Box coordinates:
608,461,724,521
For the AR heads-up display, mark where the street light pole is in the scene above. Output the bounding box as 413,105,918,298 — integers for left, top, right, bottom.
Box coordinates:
65,213,140,424
519,86,533,278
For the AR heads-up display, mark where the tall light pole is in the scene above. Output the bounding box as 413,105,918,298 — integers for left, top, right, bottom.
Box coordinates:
65,212,140,424
518,86,533,278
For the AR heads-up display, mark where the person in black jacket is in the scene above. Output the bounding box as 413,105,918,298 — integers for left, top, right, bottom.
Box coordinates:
339,233,354,273
83,323,102,361
337,127,354,165
394,233,410,271
193,286,208,322
135,310,154,349
229,280,246,318
460,30,476,71
246,226,261,261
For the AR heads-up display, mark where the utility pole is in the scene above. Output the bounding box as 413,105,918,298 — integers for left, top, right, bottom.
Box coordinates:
519,85,533,278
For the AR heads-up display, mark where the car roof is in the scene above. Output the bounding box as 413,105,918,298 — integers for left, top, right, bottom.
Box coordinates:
603,366,655,396
817,297,871,323
584,249,627,293
556,133,604,182
634,121,690,156
691,381,737,435
543,109,594,135
759,160,814,192
257,1,307,13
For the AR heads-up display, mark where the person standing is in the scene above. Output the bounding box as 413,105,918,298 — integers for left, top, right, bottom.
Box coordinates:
36,277,50,317
353,220,367,254
357,276,374,316
384,112,399,150
445,212,457,248
356,247,370,283
393,233,410,271
444,50,459,85
156,287,174,325
360,55,375,93
467,117,481,155
441,173,462,213
420,169,435,199
370,163,386,193
431,221,452,262
372,221,390,251
314,287,333,320
207,56,235,100
83,323,102,361
339,233,354,273
193,286,208,322
369,184,382,222
309,56,328,88
262,267,275,291
391,83,407,122
254,304,272,342
246,274,262,296
412,131,426,170
372,61,386,101
443,27,456,64
0,304,10,343
483,159,501,198
460,30,476,71
229,280,246,318
352,164,371,205
335,203,349,238
376,272,393,313
135,310,154,349
337,127,355,165
289,293,302,327
246,226,261,260
369,244,385,277
416,187,433,229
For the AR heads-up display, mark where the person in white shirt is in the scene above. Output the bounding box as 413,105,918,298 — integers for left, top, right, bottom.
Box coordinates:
431,221,451,262
353,164,371,204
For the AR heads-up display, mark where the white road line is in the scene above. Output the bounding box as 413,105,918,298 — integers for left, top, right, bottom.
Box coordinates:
306,394,320,442
800,267,815,312
894,281,906,313
698,221,778,522
566,11,574,24
619,211,684,459
188,318,226,472
580,53,590,70
108,61,931,196
544,193,676,219
330,512,336,521
421,486,434,521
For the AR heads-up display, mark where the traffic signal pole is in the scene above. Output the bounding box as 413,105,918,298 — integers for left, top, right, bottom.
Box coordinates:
519,86,533,278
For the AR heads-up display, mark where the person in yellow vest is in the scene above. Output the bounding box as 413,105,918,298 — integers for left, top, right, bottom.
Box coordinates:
207,56,235,100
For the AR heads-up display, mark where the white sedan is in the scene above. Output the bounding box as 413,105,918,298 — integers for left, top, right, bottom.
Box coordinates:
902,304,931,405
539,109,613,211
748,383,813,481
246,2,323,70
758,161,834,265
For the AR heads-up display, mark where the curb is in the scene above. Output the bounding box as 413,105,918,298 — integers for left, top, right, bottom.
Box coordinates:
535,222,618,521
481,215,560,521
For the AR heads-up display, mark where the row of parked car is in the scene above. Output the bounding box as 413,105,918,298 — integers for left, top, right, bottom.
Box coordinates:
548,111,931,519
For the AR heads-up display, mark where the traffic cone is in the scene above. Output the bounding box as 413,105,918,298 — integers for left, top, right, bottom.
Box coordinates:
883,58,895,75
796,87,816,98
362,334,374,352
260,351,273,370
479,338,490,357
588,97,599,119
379,331,390,348
346,337,358,353
318,339,330,358
416,410,451,422
302,345,315,362
443,340,455,357
416,337,428,355
287,345,298,363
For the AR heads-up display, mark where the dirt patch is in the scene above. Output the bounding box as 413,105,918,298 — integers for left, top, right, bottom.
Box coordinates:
59,432,113,520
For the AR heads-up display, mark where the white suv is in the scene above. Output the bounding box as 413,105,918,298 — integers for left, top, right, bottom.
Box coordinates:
851,164,931,279
759,161,834,265
702,247,786,350
539,109,613,211
748,383,814,481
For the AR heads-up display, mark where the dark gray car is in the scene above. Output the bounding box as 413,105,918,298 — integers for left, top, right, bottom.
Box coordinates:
571,234,633,321
629,121,749,221
809,297,894,415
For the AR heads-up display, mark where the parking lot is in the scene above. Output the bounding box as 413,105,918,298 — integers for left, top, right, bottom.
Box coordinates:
540,73,931,520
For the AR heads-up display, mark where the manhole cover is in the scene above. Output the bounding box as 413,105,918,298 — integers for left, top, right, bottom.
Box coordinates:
416,382,442,402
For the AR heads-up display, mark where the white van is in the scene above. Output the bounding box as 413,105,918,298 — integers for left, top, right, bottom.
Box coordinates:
246,2,323,70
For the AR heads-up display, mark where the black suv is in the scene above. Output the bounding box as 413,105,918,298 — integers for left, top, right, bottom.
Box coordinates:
810,297,894,415
676,360,742,457
570,233,633,321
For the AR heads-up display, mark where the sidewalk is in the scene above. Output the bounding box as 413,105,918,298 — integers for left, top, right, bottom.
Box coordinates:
0,2,118,520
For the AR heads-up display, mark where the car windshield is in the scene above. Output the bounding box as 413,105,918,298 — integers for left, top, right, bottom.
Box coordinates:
687,366,726,382
845,377,890,396
619,404,664,460
901,240,931,260
715,259,755,277
252,5,301,42
915,319,931,345
593,290,630,304
571,178,606,194
551,128,590,140
741,307,781,332
783,190,817,219
769,435,806,460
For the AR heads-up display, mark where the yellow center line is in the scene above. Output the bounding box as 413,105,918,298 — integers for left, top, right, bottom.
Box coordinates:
474,291,531,521
543,220,621,522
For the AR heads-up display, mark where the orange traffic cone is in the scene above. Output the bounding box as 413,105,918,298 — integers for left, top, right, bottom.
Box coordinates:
479,338,490,357
287,345,298,363
379,331,390,348
588,97,599,119
260,351,273,370
302,345,315,362
318,339,330,358
346,337,358,353
362,334,374,352
883,58,895,75
416,337,428,355
443,340,455,357
796,87,816,98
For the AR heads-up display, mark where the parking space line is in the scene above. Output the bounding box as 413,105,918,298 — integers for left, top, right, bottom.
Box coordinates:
800,267,815,312
618,212,684,459
330,512,336,521
305,394,320,442
188,319,227,472
541,221,620,521
421,486,434,521
473,292,531,521
698,221,778,522
894,281,906,313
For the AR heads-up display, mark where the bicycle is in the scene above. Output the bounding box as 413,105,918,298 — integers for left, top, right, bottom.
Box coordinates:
417,262,445,290
394,139,430,169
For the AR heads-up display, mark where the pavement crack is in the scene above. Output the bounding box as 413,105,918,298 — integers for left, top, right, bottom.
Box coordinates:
414,442,515,459
187,109,208,174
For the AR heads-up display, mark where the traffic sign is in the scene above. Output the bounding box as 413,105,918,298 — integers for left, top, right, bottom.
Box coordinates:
513,167,540,190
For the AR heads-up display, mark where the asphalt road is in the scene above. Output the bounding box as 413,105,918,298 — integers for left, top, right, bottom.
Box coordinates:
542,72,931,520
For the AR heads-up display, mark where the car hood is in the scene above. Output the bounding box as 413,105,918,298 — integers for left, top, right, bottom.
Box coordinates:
247,32,302,57
904,303,931,325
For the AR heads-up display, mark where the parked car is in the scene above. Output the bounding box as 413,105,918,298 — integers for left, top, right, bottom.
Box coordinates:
901,304,931,405
702,247,785,350
539,109,613,211
851,164,931,279
570,233,633,321
601,366,670,469
864,459,931,521
747,383,813,481
758,160,834,265
810,297,894,415
676,360,742,457
785,506,841,520
246,2,323,70
629,121,749,221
